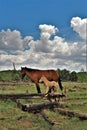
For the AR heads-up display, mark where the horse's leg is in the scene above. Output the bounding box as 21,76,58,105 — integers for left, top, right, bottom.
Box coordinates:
36,83,41,93
58,77,63,91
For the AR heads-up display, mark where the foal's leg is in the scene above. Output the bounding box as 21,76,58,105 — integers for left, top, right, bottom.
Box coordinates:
36,83,41,93
45,86,50,94
54,85,57,92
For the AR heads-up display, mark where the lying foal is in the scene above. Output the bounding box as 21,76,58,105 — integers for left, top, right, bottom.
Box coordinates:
39,75,58,96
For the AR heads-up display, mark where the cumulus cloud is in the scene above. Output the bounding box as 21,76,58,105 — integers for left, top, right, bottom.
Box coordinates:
0,17,86,71
71,17,87,39
0,29,33,54
0,29,23,53
39,24,58,35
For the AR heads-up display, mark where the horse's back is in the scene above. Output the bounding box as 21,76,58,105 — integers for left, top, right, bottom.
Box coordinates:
24,68,59,82
40,70,59,81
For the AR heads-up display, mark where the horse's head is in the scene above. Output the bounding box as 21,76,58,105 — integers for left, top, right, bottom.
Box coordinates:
20,67,26,80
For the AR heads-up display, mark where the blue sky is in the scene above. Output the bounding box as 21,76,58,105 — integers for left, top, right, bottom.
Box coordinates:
0,0,87,71
0,0,86,38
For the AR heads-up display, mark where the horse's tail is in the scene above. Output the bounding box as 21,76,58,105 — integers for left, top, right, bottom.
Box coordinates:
58,77,63,91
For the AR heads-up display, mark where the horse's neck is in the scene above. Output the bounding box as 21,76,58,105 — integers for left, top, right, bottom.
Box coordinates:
25,71,32,78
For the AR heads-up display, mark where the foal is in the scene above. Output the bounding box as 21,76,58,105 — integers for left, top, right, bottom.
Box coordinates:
39,75,58,95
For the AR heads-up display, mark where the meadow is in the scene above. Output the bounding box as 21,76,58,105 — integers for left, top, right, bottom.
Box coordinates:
0,80,87,130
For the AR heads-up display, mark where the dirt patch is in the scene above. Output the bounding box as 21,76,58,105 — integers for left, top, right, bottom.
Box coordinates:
0,125,8,130
18,120,31,127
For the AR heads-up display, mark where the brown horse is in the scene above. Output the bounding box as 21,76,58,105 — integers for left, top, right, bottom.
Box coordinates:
20,67,63,93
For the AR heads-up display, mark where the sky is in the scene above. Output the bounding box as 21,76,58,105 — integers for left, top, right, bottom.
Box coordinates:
0,0,87,72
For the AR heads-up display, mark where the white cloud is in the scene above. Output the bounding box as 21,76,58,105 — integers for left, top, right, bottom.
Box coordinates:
0,29,33,54
71,17,87,39
0,17,86,71
39,24,58,35
0,29,23,52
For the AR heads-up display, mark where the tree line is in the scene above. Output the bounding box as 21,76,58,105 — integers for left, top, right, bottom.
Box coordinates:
0,69,87,82
57,69,87,82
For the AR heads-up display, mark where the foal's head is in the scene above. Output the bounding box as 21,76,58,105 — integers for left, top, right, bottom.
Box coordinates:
39,75,45,83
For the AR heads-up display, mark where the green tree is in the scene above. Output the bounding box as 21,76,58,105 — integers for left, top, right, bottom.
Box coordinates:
60,69,70,81
70,71,78,81
77,72,87,82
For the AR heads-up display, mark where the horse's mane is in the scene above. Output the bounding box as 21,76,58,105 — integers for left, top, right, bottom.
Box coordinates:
24,67,56,72
25,67,40,72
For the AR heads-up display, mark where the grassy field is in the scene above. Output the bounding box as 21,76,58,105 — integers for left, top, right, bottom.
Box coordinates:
0,81,87,130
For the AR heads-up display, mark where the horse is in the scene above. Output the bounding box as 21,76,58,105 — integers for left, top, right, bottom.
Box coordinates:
20,67,63,93
39,75,58,95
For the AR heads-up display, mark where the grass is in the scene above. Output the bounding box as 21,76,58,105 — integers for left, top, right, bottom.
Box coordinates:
0,81,87,130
